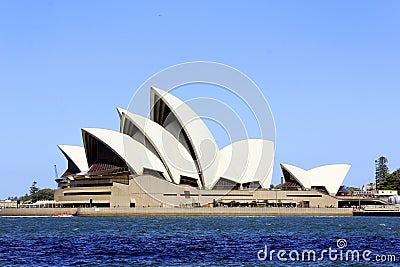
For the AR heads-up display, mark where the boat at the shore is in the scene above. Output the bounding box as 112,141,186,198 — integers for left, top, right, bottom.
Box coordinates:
52,213,73,217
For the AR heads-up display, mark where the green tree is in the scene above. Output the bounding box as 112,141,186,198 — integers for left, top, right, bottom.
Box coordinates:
18,182,54,204
31,188,54,203
379,169,400,193
19,193,30,203
30,181,39,195
274,184,282,189
375,156,389,189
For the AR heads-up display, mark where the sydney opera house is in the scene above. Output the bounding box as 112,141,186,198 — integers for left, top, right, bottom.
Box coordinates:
55,87,351,208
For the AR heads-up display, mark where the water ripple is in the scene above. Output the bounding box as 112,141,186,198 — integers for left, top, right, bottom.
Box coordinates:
0,216,398,266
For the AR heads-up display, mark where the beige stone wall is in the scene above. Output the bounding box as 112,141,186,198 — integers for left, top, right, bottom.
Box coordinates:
0,207,353,217
131,175,339,208
54,175,340,208
252,190,339,208
129,176,172,207
54,186,112,205
76,207,353,217
110,182,130,208
0,208,78,216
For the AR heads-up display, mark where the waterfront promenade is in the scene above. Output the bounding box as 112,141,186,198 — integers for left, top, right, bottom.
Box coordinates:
0,207,353,217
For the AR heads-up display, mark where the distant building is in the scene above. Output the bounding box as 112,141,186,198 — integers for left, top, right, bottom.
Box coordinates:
336,186,352,196
377,190,398,196
0,200,18,208
362,183,376,191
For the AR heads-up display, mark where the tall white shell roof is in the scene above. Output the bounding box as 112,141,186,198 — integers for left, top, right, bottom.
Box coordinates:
150,87,219,189
82,128,168,178
280,163,351,195
58,145,88,172
215,139,275,189
118,108,200,186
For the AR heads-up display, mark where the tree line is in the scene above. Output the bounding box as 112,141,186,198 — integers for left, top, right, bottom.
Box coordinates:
375,156,400,192
7,181,54,203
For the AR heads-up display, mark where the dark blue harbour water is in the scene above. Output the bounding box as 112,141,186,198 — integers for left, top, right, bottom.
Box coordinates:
0,216,399,266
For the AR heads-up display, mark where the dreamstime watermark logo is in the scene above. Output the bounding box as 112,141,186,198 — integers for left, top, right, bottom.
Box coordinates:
257,239,396,263
124,61,276,206
336,238,347,249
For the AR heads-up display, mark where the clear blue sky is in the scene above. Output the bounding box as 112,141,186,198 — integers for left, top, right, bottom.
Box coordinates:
0,1,399,198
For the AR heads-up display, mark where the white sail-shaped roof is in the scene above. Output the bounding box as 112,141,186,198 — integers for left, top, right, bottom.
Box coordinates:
118,108,200,186
150,87,219,189
215,139,275,189
82,128,168,178
58,145,88,172
280,163,309,188
308,165,351,195
280,163,351,195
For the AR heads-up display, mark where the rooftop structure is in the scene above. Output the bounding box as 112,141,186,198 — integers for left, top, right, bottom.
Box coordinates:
280,163,351,195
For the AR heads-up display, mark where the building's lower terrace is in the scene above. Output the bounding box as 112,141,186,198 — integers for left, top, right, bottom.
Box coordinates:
54,174,372,209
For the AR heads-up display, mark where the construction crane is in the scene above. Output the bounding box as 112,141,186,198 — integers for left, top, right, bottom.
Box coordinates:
54,164,59,178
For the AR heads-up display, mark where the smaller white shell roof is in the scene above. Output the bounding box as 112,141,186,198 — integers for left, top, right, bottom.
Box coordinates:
308,164,351,195
280,163,351,194
58,145,88,172
216,139,275,189
118,108,200,185
280,163,309,188
82,128,168,177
